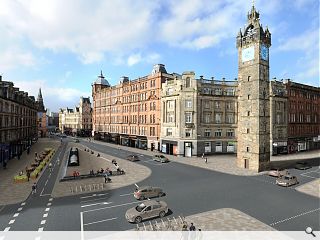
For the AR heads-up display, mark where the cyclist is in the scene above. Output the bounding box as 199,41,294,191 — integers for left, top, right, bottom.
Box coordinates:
49,162,53,172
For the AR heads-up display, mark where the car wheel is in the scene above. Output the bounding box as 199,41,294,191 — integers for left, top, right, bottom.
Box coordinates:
135,216,142,223
159,211,166,218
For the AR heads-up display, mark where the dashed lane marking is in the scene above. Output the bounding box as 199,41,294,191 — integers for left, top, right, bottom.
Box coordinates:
119,193,133,197
13,213,19,217
40,220,46,225
80,193,109,199
17,208,22,211
38,227,44,232
0,206,4,213
45,180,48,186
270,208,320,226
40,188,45,196
83,217,117,226
45,208,50,212
8,220,15,224
3,227,10,232
21,202,26,206
101,157,111,163
83,201,140,213
80,196,110,203
49,198,53,201
81,202,113,208
47,203,52,206
43,213,48,218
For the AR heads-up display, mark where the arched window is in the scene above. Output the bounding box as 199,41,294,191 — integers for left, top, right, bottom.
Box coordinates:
186,77,191,88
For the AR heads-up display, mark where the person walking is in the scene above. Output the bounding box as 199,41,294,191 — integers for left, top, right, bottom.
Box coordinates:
26,170,30,182
49,162,53,172
189,222,196,231
205,157,208,164
32,182,37,194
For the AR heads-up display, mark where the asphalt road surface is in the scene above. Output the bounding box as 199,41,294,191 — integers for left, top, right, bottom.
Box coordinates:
0,138,319,232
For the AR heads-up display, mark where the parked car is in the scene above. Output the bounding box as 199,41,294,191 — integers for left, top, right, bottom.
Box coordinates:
134,186,165,200
153,155,169,163
276,175,299,187
126,155,139,161
268,168,289,177
125,200,168,223
294,161,312,170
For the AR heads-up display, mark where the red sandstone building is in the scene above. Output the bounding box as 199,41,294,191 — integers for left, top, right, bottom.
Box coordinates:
285,80,320,153
92,64,173,151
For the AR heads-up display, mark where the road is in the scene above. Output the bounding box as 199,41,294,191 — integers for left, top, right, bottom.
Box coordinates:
0,138,319,232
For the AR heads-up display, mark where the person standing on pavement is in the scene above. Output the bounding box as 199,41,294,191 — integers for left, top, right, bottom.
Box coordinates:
189,222,196,231
32,182,37,194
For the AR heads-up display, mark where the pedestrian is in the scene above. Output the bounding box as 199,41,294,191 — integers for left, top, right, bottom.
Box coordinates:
3,161,7,169
49,162,53,172
104,173,111,183
205,157,208,164
27,146,30,154
189,222,196,231
32,182,37,194
27,170,30,182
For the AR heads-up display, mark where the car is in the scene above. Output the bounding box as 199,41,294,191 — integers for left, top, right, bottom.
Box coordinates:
153,155,169,163
268,168,289,177
125,200,168,223
126,154,139,161
276,175,299,187
294,161,312,170
134,186,165,200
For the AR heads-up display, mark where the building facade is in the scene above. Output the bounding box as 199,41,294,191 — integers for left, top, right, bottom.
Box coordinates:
161,73,238,157
36,88,47,137
0,76,38,166
236,5,271,171
59,97,92,136
285,79,320,153
92,65,173,150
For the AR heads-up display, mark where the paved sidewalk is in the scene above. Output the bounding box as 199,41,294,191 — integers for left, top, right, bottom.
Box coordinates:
0,138,59,206
51,142,151,198
85,139,319,176
296,178,320,199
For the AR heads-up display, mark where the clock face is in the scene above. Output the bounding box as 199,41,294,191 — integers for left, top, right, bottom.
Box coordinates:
242,46,255,62
260,45,268,61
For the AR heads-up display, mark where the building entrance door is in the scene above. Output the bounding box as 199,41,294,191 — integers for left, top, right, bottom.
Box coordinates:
184,142,192,157
244,159,249,169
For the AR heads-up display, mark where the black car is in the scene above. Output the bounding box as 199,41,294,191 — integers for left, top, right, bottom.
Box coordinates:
294,161,312,170
126,155,139,161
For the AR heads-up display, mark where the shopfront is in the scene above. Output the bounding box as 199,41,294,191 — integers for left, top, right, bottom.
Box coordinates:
272,141,288,155
161,140,177,155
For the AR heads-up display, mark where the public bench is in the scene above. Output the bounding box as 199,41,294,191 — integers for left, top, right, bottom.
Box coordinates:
60,170,125,182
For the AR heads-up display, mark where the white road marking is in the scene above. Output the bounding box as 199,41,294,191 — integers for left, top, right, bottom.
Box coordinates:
80,193,108,199
101,157,111,162
0,206,5,213
134,183,139,188
81,202,113,208
17,208,22,211
40,194,51,197
119,193,133,197
45,208,50,212
13,213,19,217
8,220,15,224
40,188,45,196
41,220,46,225
47,203,52,206
45,180,48,186
270,208,320,226
49,198,53,201
43,213,48,218
80,212,84,240
4,227,10,232
300,174,318,179
83,201,140,213
84,217,117,226
38,227,44,232
21,202,26,206
80,196,110,203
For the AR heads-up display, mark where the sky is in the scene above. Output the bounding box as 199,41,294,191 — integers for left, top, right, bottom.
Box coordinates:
0,0,319,112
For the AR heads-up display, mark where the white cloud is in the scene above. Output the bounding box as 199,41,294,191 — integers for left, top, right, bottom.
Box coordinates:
127,54,142,66
0,47,37,71
127,52,161,66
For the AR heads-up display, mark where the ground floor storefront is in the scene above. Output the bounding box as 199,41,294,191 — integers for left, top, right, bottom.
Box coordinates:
288,136,320,154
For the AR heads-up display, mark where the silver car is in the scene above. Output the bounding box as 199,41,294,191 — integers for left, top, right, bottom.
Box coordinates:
268,168,288,177
276,175,299,187
125,200,168,223
153,155,169,163
134,186,165,200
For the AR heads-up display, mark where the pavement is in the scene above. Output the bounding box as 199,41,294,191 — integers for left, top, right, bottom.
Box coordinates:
0,138,59,206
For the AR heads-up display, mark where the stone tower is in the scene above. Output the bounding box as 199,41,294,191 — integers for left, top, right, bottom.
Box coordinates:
236,4,271,172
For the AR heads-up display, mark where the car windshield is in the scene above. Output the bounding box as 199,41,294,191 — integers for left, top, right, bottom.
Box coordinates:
159,155,166,159
136,203,146,212
284,176,290,180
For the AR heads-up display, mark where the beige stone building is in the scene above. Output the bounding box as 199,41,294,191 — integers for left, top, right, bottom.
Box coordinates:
92,65,173,150
161,72,238,157
59,97,92,136
236,5,271,171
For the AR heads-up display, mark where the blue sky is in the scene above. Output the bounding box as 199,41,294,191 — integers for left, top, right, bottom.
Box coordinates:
0,0,319,112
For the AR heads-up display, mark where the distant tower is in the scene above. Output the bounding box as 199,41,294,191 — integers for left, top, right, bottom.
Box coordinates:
36,88,47,137
236,4,271,171
37,88,46,112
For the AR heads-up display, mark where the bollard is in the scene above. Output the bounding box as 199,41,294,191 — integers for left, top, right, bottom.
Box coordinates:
142,222,146,231
89,184,92,191
75,185,78,193
161,219,165,228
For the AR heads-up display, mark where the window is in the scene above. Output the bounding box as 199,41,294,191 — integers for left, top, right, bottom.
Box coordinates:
246,147,250,152
185,129,191,137
185,100,192,108
204,129,211,137
204,101,210,109
166,88,174,95
226,102,232,110
203,88,211,94
166,128,172,136
247,111,250,116
226,88,235,96
215,101,220,109
204,112,211,123
186,77,191,88
226,113,234,123
248,95,250,100
167,112,174,123
167,100,174,109
248,76,251,81
227,129,234,137
247,128,250,134
215,113,222,123
185,112,192,123
215,88,222,95
215,129,222,137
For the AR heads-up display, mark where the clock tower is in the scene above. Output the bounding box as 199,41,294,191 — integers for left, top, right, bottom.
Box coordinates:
236,4,271,171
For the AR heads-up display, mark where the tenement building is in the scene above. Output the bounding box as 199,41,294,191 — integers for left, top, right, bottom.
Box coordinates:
59,97,92,136
236,5,271,171
0,75,38,167
285,79,320,153
92,65,173,150
161,72,238,156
